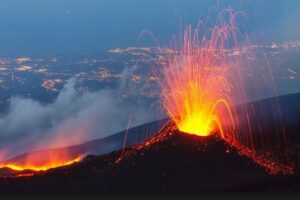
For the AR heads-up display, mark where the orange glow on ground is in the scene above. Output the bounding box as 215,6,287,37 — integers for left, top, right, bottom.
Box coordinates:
0,156,82,172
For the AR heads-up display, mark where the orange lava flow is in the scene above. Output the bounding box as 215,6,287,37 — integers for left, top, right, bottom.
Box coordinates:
160,8,294,174
0,152,83,172
223,134,294,174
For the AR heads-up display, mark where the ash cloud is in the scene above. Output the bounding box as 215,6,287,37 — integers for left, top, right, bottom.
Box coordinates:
0,71,159,160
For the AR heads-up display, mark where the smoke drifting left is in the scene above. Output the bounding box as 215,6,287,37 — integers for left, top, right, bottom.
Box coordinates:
0,72,157,163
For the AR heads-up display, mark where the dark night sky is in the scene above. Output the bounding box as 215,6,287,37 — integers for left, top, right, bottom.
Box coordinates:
0,0,299,56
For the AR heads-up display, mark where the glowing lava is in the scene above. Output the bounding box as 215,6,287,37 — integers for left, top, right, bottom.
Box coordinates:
178,111,213,137
161,22,235,138
1,157,82,172
0,151,83,172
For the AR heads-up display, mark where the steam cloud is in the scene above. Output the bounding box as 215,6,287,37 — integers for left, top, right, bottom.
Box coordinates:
0,69,159,160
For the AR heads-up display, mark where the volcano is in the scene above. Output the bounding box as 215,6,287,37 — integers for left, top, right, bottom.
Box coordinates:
0,93,299,192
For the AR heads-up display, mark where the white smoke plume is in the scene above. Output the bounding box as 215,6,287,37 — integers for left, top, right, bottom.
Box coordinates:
0,71,159,160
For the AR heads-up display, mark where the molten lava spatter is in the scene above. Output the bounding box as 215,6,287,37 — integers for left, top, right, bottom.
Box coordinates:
160,24,235,138
160,8,294,174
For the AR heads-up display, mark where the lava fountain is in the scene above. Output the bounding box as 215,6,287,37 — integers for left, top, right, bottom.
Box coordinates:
160,9,294,174
161,10,238,138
